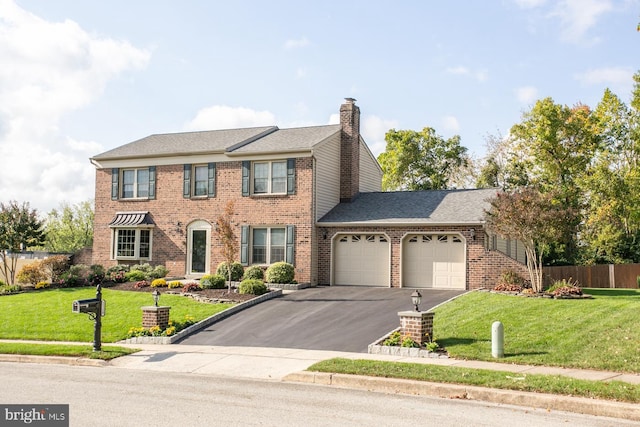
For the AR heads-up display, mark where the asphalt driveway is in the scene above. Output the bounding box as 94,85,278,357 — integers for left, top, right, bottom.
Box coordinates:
178,286,465,352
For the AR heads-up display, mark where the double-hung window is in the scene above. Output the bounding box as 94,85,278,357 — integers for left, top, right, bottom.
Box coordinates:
113,228,152,260
183,163,216,198
240,225,295,266
111,167,156,200
242,159,295,196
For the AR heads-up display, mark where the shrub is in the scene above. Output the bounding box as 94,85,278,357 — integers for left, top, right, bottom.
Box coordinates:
60,264,90,287
41,255,70,282
149,265,169,279
238,279,268,295
182,282,202,293
88,264,105,285
134,280,149,289
265,262,295,284
168,280,183,289
201,274,226,289
151,278,167,288
35,281,50,290
130,263,153,275
243,266,264,281
547,278,582,297
382,331,420,348
125,270,147,282
106,265,129,283
16,261,47,285
497,269,525,287
216,262,244,282
0,284,21,295
0,279,6,287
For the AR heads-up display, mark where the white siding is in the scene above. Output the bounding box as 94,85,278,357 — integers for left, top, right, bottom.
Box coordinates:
314,132,342,221
359,139,382,192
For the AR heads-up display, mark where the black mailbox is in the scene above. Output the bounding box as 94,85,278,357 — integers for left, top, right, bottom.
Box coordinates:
72,298,100,314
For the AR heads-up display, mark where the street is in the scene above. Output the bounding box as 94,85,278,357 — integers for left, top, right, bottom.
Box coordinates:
0,362,634,427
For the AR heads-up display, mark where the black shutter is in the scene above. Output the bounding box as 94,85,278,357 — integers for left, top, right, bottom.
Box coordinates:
240,225,249,265
111,168,119,200
285,225,295,265
287,158,295,195
148,166,156,199
208,163,216,197
183,164,191,198
241,161,250,196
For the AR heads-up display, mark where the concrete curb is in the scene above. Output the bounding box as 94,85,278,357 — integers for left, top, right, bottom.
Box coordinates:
0,354,108,368
283,371,640,422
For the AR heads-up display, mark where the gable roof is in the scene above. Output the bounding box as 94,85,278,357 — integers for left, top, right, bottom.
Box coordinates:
318,188,498,226
92,124,342,161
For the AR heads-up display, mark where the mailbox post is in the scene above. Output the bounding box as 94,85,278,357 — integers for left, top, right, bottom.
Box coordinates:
72,283,105,352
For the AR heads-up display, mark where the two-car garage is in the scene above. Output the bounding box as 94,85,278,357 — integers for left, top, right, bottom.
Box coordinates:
332,233,466,289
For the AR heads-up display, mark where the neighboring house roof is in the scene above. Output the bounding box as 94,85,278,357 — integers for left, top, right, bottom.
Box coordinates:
318,188,498,226
92,124,342,161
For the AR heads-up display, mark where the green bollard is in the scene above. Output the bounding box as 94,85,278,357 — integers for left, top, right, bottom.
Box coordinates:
492,321,504,358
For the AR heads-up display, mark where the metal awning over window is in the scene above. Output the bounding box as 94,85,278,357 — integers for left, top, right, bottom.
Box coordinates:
108,211,155,227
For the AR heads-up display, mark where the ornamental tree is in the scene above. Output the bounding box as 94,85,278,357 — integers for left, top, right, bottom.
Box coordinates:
485,188,573,293
215,200,237,292
0,201,45,285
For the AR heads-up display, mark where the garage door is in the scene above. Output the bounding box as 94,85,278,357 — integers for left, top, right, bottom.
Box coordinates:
403,234,465,289
333,234,389,287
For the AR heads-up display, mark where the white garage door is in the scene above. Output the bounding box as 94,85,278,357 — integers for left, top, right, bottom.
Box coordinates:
334,234,389,287
403,234,466,289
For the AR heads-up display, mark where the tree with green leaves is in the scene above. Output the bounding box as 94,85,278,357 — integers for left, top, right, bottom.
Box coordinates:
485,188,573,293
0,201,45,285
377,127,468,191
44,200,94,253
215,200,237,292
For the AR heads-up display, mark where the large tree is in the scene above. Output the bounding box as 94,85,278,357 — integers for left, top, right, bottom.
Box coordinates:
485,188,573,293
44,200,94,253
377,127,468,191
0,201,45,285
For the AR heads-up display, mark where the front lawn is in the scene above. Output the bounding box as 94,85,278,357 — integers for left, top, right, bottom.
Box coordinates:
0,342,137,360
432,288,640,373
0,288,233,342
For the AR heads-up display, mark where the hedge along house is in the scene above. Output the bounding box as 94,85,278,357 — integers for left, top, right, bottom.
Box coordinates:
90,98,526,289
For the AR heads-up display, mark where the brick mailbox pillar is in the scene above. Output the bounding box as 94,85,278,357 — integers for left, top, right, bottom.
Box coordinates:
142,306,171,330
398,311,435,345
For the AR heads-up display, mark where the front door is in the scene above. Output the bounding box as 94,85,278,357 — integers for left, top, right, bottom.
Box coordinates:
187,220,211,275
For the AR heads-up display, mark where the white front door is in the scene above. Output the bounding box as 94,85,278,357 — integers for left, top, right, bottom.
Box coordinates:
187,220,211,275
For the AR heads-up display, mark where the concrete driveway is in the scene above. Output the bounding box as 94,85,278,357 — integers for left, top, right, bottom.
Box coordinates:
178,286,465,352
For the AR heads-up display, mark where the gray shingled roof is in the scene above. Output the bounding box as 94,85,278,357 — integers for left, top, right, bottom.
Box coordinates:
318,188,498,225
92,124,342,160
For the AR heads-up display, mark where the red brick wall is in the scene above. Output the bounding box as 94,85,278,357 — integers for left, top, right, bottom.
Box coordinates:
92,158,315,283
317,226,528,289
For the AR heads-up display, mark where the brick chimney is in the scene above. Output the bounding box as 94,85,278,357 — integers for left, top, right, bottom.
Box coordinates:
339,98,360,202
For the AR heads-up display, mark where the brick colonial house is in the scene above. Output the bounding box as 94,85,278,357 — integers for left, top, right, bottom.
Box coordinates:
90,99,526,289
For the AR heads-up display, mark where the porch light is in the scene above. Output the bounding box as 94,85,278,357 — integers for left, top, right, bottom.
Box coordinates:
152,289,160,307
411,290,422,312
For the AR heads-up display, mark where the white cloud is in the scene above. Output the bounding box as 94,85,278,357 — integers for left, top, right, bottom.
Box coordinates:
283,37,310,50
441,116,460,133
513,0,547,8
361,115,399,158
550,0,613,44
575,67,634,91
184,105,276,131
515,86,539,104
446,66,488,82
0,0,150,213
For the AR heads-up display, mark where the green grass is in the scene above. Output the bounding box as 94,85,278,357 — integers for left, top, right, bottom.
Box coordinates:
309,358,640,403
432,288,640,373
0,342,137,360
0,288,234,342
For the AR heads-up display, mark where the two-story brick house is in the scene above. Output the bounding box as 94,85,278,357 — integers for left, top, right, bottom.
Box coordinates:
91,98,526,289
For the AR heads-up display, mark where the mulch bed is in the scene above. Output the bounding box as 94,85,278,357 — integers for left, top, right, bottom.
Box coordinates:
103,282,256,303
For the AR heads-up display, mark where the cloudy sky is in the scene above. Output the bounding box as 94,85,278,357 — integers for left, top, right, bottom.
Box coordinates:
0,0,637,214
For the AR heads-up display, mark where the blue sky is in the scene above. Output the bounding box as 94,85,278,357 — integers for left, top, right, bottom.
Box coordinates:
0,0,638,213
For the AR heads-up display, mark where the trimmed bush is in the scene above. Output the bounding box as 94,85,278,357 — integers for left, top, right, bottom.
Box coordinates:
265,262,294,284
125,270,147,282
130,263,153,275
59,264,90,287
201,274,226,289
41,255,70,282
88,264,105,285
16,261,47,285
243,266,264,281
151,278,167,288
106,265,130,283
238,279,268,296
149,265,169,279
216,262,244,282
